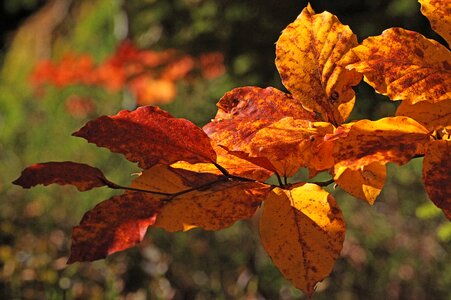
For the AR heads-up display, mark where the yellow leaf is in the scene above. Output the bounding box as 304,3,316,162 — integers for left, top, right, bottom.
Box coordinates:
333,117,430,170
423,140,451,220
343,28,451,104
132,164,270,231
260,184,345,297
241,117,335,176
396,99,451,131
334,163,386,205
276,4,362,125
419,0,451,48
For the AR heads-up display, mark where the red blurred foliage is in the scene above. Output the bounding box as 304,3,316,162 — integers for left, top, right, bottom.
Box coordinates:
65,95,95,118
30,41,225,106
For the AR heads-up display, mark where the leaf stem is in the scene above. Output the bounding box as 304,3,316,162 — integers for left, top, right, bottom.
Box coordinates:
275,173,283,186
308,178,334,187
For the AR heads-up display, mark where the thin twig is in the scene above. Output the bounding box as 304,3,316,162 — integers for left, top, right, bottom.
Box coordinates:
275,173,283,186
308,178,334,187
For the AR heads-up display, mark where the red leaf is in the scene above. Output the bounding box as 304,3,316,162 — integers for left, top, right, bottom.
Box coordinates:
13,162,109,191
73,106,217,168
68,192,162,263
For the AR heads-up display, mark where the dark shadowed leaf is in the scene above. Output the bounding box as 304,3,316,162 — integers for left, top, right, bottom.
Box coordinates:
68,192,162,263
13,161,109,191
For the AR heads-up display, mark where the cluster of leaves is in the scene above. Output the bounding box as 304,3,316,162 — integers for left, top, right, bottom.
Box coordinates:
31,40,225,107
13,1,450,297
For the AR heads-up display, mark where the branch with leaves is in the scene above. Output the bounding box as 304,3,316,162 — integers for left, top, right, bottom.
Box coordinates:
13,1,450,297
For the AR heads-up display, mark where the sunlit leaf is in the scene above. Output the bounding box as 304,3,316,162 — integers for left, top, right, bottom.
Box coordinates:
419,0,451,47
171,143,273,181
259,184,345,296
132,165,270,232
276,4,362,125
204,86,317,152
334,163,386,205
343,28,451,104
68,192,162,263
332,117,430,170
73,106,217,169
13,161,109,191
237,117,335,177
396,99,451,130
423,140,451,220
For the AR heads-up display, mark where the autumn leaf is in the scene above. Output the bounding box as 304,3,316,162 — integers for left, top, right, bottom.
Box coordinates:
171,142,273,182
396,99,451,131
275,4,362,125
73,106,217,169
423,140,451,220
132,164,270,231
68,192,162,263
342,27,451,104
332,117,430,170
259,184,345,297
13,161,109,191
235,117,335,177
204,86,317,150
334,163,386,205
419,0,451,48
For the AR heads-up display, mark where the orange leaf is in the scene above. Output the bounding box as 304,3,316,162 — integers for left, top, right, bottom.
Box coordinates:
203,86,317,151
276,4,362,125
423,140,451,220
73,106,216,169
259,184,345,297
171,142,273,182
68,192,162,263
132,164,270,232
343,28,451,104
238,117,335,177
396,99,451,131
333,117,430,170
13,162,109,191
419,0,451,48
334,163,386,205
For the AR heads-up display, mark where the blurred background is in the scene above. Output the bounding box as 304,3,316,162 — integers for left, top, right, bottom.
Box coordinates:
1,0,450,299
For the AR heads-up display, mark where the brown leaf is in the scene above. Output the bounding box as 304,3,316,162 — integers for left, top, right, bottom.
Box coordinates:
259,184,345,297
423,140,451,220
276,4,362,125
419,0,451,47
203,86,317,153
343,28,451,104
13,161,109,191
237,117,335,177
73,106,216,169
332,117,430,170
68,192,162,263
396,99,451,131
132,164,270,231
334,163,386,205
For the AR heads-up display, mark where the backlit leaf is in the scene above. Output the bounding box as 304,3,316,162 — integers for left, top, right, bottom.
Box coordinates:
68,192,162,263
204,86,317,152
276,4,362,125
423,140,451,220
238,117,335,177
419,0,451,47
260,184,345,296
343,28,451,104
334,163,386,205
171,143,273,181
13,161,109,191
132,165,270,232
332,117,430,170
396,99,451,130
73,106,216,169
